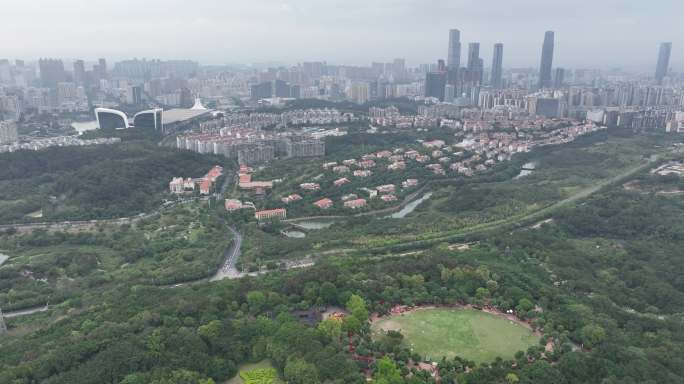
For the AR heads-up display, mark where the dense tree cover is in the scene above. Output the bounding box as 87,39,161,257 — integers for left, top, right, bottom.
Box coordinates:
0,206,230,310
5,182,684,384
0,140,226,223
1,132,683,384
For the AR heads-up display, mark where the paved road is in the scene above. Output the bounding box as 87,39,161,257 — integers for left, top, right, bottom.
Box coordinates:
3,304,49,318
210,226,242,281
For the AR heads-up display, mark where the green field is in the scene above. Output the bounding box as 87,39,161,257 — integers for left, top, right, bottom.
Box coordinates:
225,360,281,384
371,308,539,363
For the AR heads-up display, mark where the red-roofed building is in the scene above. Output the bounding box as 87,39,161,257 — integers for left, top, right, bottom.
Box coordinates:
199,179,212,195
204,165,223,182
334,178,350,186
281,194,302,204
225,199,243,211
313,198,333,209
255,208,287,220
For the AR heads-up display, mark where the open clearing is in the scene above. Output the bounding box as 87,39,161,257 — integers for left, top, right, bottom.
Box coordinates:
224,360,281,384
371,308,539,363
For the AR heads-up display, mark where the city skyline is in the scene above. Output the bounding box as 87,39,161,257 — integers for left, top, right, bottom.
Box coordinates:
1,0,683,70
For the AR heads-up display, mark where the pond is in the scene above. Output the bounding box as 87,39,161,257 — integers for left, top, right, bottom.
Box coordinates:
387,192,433,219
294,220,335,230
0,253,9,266
283,230,306,238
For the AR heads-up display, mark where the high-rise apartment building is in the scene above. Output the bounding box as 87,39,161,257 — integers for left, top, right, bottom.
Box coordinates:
0,120,19,145
491,43,504,89
655,42,672,84
73,59,86,86
538,31,555,88
39,58,66,88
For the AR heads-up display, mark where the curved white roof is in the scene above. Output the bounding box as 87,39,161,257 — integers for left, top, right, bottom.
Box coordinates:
94,108,129,129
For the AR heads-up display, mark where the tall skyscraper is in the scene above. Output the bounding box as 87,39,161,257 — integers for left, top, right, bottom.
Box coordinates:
466,43,483,84
98,58,107,77
467,43,480,70
73,59,86,86
538,31,555,88
655,42,672,84
447,29,461,70
491,43,504,89
447,29,461,86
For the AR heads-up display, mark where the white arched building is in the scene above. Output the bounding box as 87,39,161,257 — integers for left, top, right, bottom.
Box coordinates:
94,108,129,130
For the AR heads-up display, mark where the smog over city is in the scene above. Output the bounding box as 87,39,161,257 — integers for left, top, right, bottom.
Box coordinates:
1,2,684,384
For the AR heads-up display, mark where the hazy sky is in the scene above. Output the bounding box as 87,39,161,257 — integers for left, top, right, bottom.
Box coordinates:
2,0,682,70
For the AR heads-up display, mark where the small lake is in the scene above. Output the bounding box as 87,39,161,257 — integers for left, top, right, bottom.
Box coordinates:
0,253,9,266
387,192,433,219
294,220,335,230
283,230,306,238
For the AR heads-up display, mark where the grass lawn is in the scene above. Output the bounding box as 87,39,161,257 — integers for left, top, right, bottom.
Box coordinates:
371,308,539,363
224,360,282,384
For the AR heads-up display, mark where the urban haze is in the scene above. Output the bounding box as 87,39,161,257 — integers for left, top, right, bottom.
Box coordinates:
1,2,684,384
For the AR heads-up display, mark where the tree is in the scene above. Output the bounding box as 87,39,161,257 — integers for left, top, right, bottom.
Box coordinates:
284,358,320,384
579,324,605,349
374,356,403,384
346,294,369,321
247,291,267,314
318,318,343,341
342,315,362,334
506,373,520,384
516,298,534,313
319,282,338,304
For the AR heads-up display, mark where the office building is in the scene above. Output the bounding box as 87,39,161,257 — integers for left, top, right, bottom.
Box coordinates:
655,42,672,84
538,31,555,88
0,121,18,145
274,80,289,98
466,43,483,84
447,29,461,85
554,68,565,88
491,43,504,89
425,71,447,101
251,82,273,101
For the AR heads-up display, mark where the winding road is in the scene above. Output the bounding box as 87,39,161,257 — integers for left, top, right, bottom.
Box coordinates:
210,226,242,281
